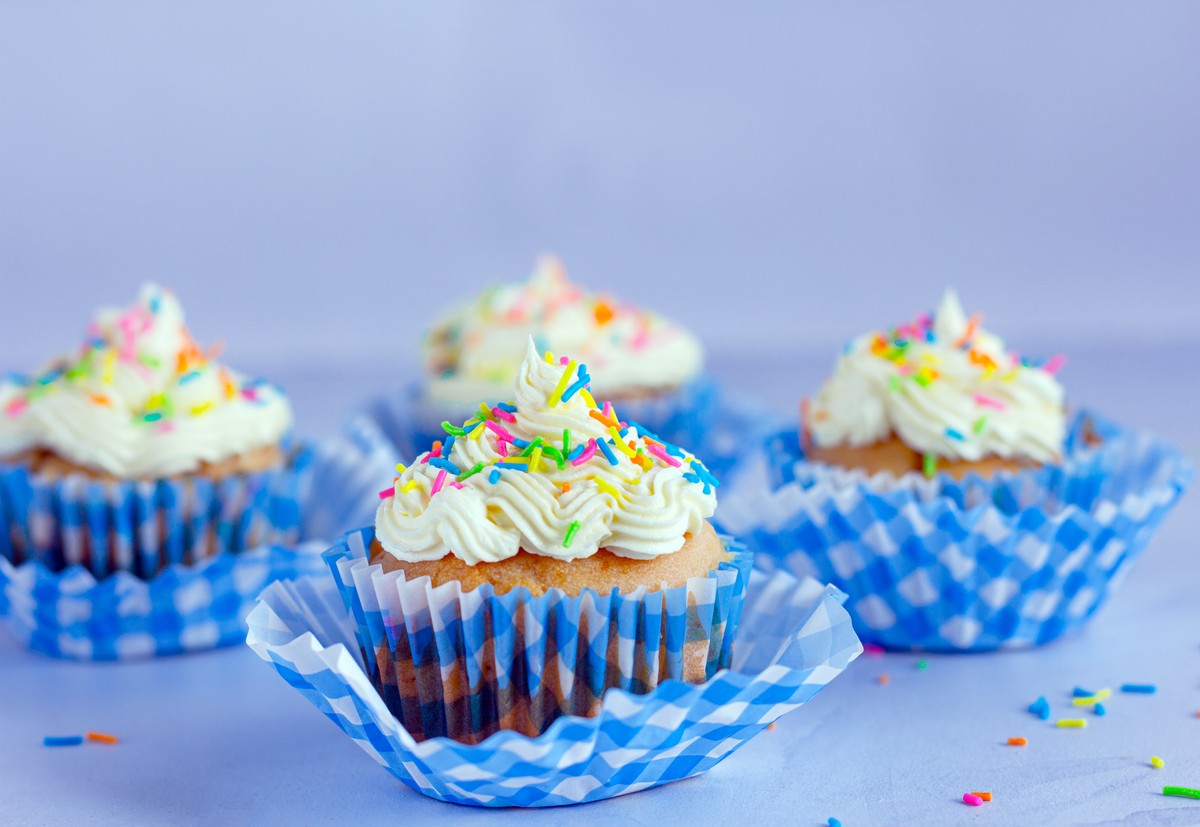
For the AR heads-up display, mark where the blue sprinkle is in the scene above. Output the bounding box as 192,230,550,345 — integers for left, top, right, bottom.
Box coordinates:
442,436,456,458
5,372,31,386
1121,684,1157,694
494,462,529,471
38,368,64,385
1028,696,1050,720
488,469,501,484
664,441,687,458
43,736,83,747
1094,703,1107,716
566,445,585,462
149,294,161,313
945,427,964,441
512,437,531,450
596,439,619,466
179,370,202,385
1072,687,1095,698
495,402,516,413
560,375,590,403
829,820,842,827
428,457,461,476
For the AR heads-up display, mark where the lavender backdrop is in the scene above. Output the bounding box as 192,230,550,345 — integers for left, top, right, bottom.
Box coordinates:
1,1,1198,367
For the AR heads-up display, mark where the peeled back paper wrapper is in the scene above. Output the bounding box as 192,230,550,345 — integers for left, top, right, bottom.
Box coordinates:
357,375,784,482
0,419,401,659
715,411,1192,652
246,560,861,807
324,526,753,744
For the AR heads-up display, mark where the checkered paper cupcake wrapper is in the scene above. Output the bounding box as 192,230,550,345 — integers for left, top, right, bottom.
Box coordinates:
716,411,1192,652
246,564,861,807
0,445,313,580
0,418,402,659
362,374,720,463
324,527,754,744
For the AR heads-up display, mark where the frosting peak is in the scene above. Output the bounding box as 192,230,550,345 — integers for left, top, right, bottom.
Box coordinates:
423,256,704,403
808,291,1066,464
375,339,718,565
0,283,293,477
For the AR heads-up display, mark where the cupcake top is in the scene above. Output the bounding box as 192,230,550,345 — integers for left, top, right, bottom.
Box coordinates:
807,290,1066,463
0,284,293,478
376,339,719,564
422,255,704,404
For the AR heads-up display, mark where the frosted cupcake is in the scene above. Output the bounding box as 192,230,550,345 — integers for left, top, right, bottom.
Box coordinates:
717,292,1190,651
0,284,297,578
392,255,715,458
327,339,749,742
805,290,1066,480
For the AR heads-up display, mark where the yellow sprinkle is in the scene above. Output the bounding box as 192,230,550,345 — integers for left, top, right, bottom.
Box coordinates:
1151,756,1165,769
1072,688,1112,706
544,350,555,364
528,446,543,473
1056,719,1087,728
401,480,421,493
593,477,622,501
146,392,166,409
469,420,486,440
547,360,577,408
190,401,213,416
395,463,407,474
102,350,116,383
609,427,636,457
580,389,597,409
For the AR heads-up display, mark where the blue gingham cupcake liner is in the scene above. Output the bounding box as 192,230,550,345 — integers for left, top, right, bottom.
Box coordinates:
356,375,780,482
715,411,1192,652
0,442,313,580
246,559,861,807
0,418,401,660
324,526,753,744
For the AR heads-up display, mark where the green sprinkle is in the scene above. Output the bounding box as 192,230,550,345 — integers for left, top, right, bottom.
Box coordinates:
916,659,928,671
922,454,937,479
888,376,901,393
457,462,485,482
441,421,467,437
1164,787,1200,800
543,445,566,469
142,411,163,423
914,372,933,388
563,520,580,548
137,354,161,368
563,428,570,456
65,366,85,380
973,416,987,434
519,437,543,457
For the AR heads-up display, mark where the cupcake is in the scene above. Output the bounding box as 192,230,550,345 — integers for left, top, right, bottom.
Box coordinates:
717,292,1190,652
804,290,1065,480
0,283,296,578
326,339,750,742
378,255,716,460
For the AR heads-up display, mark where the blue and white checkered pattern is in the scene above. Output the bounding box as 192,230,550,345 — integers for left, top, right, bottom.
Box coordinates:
324,527,753,744
247,566,861,807
354,377,785,482
716,411,1192,652
0,418,401,660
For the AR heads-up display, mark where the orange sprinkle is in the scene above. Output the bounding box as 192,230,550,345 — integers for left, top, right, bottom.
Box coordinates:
593,302,614,325
953,313,983,348
877,674,890,686
589,409,617,428
767,723,776,731
89,394,111,407
971,792,992,802
86,732,118,744
1008,737,1027,746
561,483,570,494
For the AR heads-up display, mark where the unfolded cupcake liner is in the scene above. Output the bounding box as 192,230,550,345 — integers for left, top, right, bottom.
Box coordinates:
324,526,754,744
715,411,1192,652
0,443,314,580
357,375,780,481
0,418,401,659
246,560,861,807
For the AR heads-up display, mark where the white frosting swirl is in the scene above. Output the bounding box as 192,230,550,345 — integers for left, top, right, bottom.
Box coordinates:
423,255,704,404
376,339,718,564
0,284,293,478
809,290,1065,463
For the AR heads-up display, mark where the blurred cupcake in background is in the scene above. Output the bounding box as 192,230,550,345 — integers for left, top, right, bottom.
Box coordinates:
717,290,1190,652
372,255,717,460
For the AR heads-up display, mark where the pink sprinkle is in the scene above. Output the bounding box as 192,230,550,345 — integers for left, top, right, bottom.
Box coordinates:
378,487,393,500
5,398,28,417
498,440,509,457
571,439,598,466
963,793,983,807
1043,354,1067,375
863,643,885,657
973,393,1006,411
492,407,516,423
646,443,682,467
486,420,515,442
431,469,447,496
559,356,570,366
448,481,463,490
429,443,442,458
603,400,614,420
156,421,175,433
631,327,649,350
898,364,915,376
241,387,258,401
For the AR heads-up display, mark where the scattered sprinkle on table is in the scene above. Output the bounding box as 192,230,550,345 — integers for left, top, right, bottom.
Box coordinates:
963,793,984,807
862,643,884,657
1072,687,1096,698
1057,719,1087,728
878,673,890,686
1121,683,1157,694
1072,688,1111,706
43,736,84,747
916,659,928,671
1008,737,1028,746
1028,697,1050,720
1163,786,1200,800
970,792,993,802
1094,703,1107,717
86,732,118,744
1151,756,1165,769
828,819,842,827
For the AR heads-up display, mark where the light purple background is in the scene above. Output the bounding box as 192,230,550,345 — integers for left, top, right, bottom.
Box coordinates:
2,2,1199,372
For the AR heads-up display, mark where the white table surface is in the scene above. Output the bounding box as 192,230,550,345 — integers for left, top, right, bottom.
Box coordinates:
3,343,1198,827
